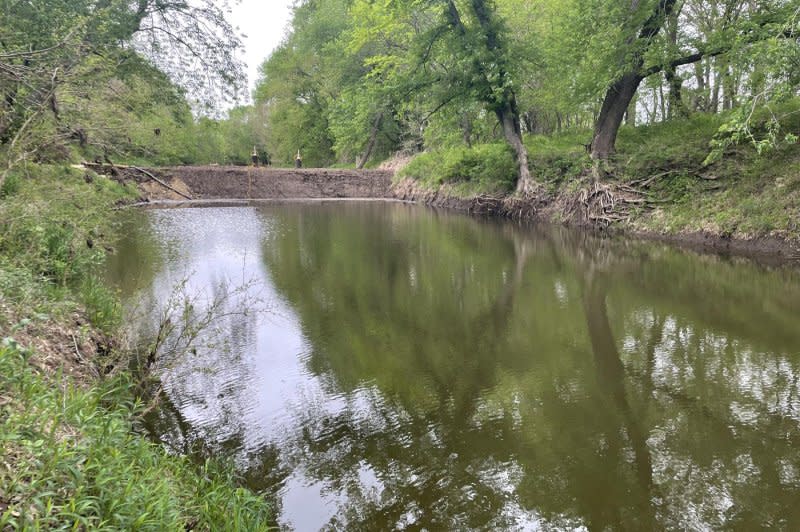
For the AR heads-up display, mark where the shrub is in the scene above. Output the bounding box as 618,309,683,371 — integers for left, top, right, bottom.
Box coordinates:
400,142,517,193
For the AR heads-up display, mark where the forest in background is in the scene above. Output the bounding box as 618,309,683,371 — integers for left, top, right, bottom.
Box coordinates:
253,0,799,189
2,1,798,182
2,0,800,241
0,0,248,177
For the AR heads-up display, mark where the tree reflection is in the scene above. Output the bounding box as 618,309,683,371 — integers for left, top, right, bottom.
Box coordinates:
118,203,800,530
257,204,800,529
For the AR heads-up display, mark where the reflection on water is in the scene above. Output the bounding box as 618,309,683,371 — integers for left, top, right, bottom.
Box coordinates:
108,202,800,530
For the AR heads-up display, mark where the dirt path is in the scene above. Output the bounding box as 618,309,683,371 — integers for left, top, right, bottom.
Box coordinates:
133,166,393,201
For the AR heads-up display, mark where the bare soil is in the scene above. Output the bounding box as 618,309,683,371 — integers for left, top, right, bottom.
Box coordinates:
390,178,800,263
0,301,114,383
154,166,393,200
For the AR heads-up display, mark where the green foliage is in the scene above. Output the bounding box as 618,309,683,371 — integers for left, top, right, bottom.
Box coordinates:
705,99,800,165
617,113,723,176
0,165,135,330
253,0,352,166
0,343,271,531
401,143,518,193
525,132,591,187
0,173,21,198
611,104,800,239
0,0,244,174
401,100,800,242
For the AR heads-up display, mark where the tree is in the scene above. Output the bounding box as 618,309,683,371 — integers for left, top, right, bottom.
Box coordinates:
347,0,536,193
589,0,681,162
589,0,798,163
447,0,536,194
0,0,245,179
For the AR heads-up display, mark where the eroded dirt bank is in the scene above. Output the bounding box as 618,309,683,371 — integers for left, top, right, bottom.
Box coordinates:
127,165,393,201
390,178,800,263
108,164,798,262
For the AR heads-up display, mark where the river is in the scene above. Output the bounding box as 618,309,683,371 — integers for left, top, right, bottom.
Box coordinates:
108,201,800,530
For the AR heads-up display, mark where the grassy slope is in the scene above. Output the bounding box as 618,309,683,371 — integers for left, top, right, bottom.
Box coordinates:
0,166,272,530
400,101,800,243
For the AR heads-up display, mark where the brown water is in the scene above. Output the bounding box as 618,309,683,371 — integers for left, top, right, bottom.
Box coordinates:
109,202,800,530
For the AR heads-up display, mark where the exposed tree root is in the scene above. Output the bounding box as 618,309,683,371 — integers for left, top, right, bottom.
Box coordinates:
564,179,647,227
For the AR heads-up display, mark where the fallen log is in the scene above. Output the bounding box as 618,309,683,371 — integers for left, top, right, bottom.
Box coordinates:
82,162,192,200
130,166,192,200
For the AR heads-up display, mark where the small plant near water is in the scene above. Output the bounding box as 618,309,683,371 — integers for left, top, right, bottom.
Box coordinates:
129,271,269,400
0,164,274,529
0,340,272,530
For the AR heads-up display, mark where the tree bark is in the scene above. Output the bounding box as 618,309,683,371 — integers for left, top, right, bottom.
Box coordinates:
711,57,721,113
496,102,533,195
461,112,473,147
590,73,643,161
664,8,687,120
589,0,679,161
625,90,638,127
722,63,736,111
692,61,706,111
357,111,383,169
666,68,688,119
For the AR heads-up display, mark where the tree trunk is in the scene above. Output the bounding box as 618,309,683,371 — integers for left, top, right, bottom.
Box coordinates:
722,64,736,111
460,112,473,147
521,111,532,134
664,8,687,120
357,111,383,169
496,103,533,195
665,68,688,119
711,57,721,113
692,61,706,111
590,73,643,161
589,0,679,161
457,0,533,194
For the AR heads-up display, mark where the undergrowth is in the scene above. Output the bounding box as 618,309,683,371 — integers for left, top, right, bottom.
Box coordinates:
0,164,273,530
0,164,134,333
0,342,271,530
399,142,518,195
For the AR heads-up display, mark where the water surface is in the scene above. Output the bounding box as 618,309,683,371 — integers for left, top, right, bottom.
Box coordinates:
109,202,800,530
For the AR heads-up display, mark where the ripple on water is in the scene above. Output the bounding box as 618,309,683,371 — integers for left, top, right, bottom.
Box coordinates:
112,202,800,531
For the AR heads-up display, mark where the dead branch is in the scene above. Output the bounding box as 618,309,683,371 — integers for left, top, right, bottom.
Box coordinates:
130,166,192,200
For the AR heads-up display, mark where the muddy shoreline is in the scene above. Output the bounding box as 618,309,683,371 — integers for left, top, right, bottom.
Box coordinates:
115,164,799,265
389,178,800,265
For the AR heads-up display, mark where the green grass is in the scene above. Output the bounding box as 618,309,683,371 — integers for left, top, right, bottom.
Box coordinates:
0,164,135,333
525,131,591,192
0,164,274,530
619,101,800,240
0,342,271,530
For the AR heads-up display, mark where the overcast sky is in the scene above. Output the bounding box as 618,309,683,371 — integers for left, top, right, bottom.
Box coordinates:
230,0,294,99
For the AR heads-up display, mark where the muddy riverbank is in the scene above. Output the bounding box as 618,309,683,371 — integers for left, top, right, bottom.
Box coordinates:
114,164,799,263
121,165,393,201
390,177,800,263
